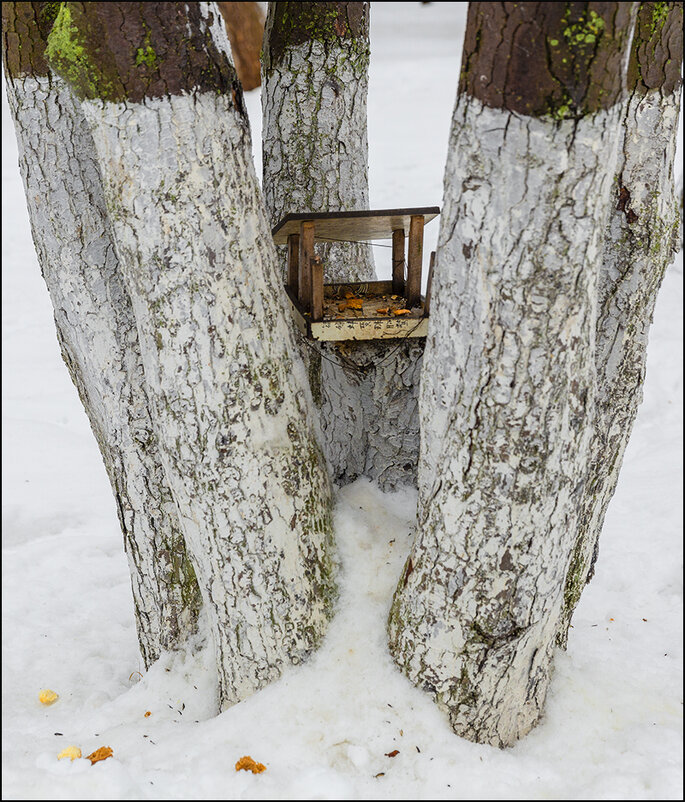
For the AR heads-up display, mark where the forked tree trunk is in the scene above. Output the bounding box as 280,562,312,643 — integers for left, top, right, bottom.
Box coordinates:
262,2,424,490
217,2,264,91
388,3,637,747
558,1,683,646
2,1,202,667
45,1,337,708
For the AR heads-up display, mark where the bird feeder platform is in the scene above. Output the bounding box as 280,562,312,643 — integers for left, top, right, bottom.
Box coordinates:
272,207,439,342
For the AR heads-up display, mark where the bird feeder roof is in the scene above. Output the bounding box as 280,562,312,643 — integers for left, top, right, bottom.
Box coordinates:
271,207,440,245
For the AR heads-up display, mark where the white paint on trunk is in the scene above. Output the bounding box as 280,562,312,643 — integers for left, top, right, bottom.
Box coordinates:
558,85,682,643
262,37,376,283
389,96,626,747
4,73,201,666
80,85,337,707
311,339,424,490
262,28,424,491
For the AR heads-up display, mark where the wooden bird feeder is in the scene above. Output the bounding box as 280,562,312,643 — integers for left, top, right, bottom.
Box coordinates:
272,207,440,342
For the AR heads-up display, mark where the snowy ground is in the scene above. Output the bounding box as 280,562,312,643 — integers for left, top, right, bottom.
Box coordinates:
2,3,683,799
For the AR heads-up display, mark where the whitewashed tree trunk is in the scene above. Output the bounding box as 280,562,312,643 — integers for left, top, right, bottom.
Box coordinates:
2,2,201,667
262,2,424,490
558,1,683,645
388,3,637,747
262,1,375,284
312,339,425,490
46,1,337,708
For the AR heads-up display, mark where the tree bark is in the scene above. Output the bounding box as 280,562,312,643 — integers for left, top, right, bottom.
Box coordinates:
262,2,424,491
558,1,683,646
45,1,337,708
262,1,375,284
217,2,264,91
2,1,202,667
388,3,638,747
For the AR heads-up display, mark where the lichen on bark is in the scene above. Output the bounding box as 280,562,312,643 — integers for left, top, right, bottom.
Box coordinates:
2,0,203,666
557,0,683,646
388,2,638,747
52,1,338,707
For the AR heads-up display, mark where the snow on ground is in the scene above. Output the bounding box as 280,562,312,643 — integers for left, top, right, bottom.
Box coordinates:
2,3,682,799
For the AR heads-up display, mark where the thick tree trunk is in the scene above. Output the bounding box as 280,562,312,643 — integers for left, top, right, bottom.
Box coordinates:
558,1,683,646
217,2,264,91
45,1,337,708
262,1,375,284
2,1,202,667
388,3,637,747
262,2,424,491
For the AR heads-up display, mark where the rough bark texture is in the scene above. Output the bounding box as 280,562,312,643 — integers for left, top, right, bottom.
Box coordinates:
46,1,337,708
2,1,202,667
388,4,637,747
310,339,425,490
262,2,424,491
460,2,635,119
558,1,683,646
262,1,375,283
218,2,265,91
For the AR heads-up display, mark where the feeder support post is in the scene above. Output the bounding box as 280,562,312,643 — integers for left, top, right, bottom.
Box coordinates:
425,250,436,315
406,215,424,308
311,256,324,322
392,228,405,295
287,233,300,296
299,221,315,312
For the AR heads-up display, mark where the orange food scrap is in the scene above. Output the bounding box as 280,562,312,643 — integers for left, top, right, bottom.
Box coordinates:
348,299,363,309
392,309,410,316
344,290,357,299
39,689,59,705
86,746,113,765
144,711,152,718
235,755,267,774
57,746,82,761
385,749,400,757
338,303,347,312
376,307,389,314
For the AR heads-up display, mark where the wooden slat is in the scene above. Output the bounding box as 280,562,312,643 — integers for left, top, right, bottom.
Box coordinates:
406,215,424,308
425,250,435,315
310,317,429,342
392,229,405,295
272,206,440,244
324,280,393,298
287,233,299,295
298,221,315,311
311,257,324,322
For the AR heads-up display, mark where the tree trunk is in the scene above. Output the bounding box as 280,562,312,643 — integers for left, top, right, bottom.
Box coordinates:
262,2,424,491
388,3,637,747
2,1,202,667
312,339,425,490
558,1,683,646
217,2,264,91
45,1,337,709
262,1,375,284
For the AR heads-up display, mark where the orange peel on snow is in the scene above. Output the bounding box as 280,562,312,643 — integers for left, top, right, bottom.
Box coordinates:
86,746,113,765
235,755,266,774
